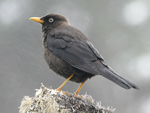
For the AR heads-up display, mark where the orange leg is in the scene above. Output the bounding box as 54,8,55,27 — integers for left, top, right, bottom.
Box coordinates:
75,79,88,95
57,74,74,91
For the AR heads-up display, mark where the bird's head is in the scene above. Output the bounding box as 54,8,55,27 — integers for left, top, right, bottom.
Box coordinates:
30,13,69,32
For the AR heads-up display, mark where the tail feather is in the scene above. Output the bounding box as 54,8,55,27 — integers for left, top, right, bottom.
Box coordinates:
99,67,139,90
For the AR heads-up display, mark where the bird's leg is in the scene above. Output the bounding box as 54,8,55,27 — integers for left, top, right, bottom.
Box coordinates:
56,74,74,91
75,78,88,96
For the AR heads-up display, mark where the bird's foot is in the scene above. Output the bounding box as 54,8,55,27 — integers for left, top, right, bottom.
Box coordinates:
55,89,66,95
56,87,62,92
61,91,67,95
55,89,81,97
75,92,82,98
76,94,82,98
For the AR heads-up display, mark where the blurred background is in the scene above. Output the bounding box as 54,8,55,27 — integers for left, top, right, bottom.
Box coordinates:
0,0,150,113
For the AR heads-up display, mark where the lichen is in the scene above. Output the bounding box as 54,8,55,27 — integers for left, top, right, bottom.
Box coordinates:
19,84,115,113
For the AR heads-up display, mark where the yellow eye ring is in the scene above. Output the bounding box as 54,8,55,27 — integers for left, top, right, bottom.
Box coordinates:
49,18,54,23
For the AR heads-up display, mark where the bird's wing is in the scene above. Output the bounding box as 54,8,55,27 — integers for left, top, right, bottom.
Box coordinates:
86,41,108,66
46,33,102,75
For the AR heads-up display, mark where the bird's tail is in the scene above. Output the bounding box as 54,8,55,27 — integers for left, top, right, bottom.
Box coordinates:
99,67,139,89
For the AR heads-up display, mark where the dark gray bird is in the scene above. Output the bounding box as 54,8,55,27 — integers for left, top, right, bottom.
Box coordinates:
30,13,139,95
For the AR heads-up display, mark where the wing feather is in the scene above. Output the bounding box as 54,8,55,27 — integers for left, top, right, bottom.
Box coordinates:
46,33,99,75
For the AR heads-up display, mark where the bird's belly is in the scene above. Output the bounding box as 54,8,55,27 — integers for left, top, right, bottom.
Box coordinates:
44,48,95,83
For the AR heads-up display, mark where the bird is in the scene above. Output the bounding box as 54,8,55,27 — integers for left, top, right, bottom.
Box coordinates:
29,13,139,95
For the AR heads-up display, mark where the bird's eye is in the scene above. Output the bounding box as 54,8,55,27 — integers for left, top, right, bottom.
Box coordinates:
49,18,54,23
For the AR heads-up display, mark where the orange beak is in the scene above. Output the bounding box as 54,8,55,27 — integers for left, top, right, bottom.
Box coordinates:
29,17,44,23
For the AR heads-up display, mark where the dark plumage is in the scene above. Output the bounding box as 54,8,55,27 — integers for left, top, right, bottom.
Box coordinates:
30,13,139,95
